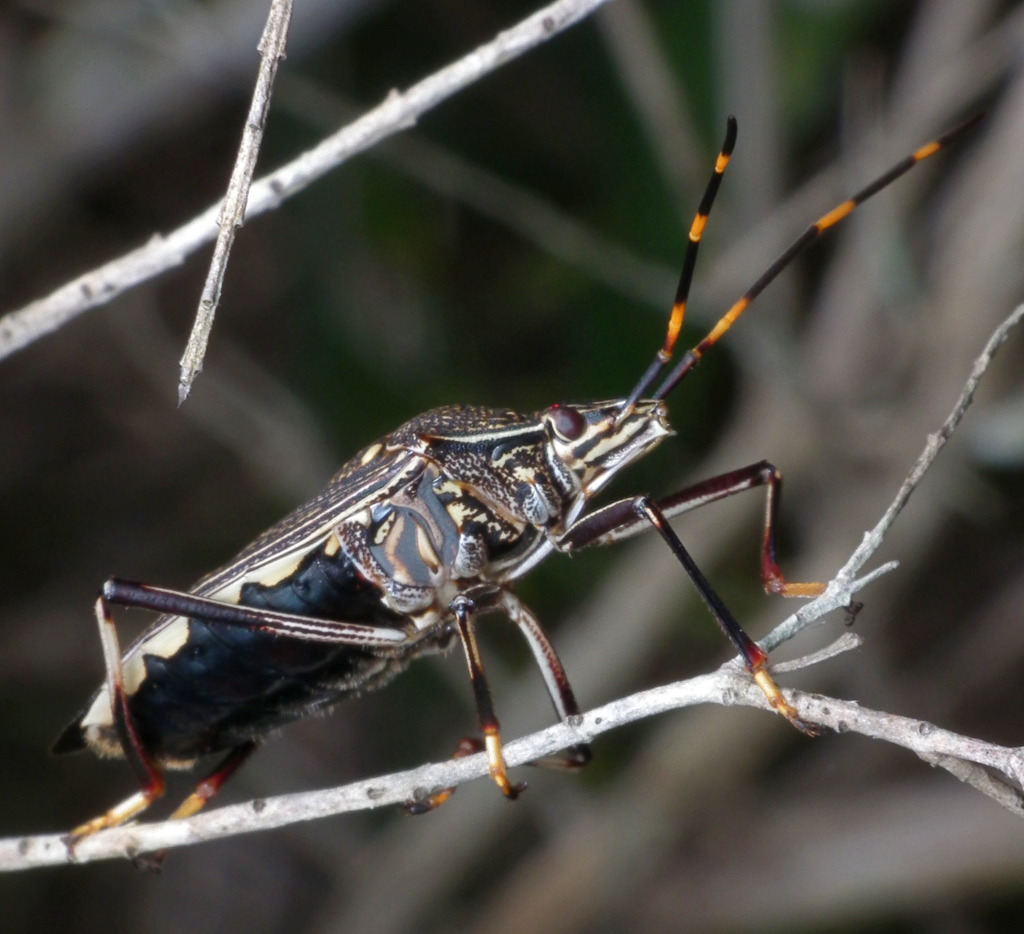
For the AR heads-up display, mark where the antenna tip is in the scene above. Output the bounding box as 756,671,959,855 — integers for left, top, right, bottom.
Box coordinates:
724,116,738,153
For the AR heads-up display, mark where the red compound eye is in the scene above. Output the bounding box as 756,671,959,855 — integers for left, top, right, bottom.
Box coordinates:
549,404,587,441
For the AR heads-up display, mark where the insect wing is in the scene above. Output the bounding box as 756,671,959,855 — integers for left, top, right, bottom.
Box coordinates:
199,444,412,588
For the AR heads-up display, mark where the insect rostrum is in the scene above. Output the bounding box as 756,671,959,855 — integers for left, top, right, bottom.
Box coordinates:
55,115,979,842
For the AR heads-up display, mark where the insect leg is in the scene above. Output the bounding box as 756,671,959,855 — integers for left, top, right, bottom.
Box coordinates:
561,461,825,597
641,497,817,732
127,742,259,872
406,590,525,816
498,590,591,769
102,579,410,646
561,496,816,733
71,581,413,839
406,588,585,815
451,592,526,802
404,737,488,815
68,596,167,842
166,741,258,821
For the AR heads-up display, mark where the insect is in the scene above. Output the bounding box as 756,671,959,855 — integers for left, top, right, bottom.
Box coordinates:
55,114,979,840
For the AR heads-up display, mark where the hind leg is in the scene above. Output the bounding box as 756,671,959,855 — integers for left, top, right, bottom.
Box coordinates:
68,596,167,842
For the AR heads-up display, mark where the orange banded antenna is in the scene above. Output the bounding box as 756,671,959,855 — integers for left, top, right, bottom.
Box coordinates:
647,112,984,402
619,116,738,417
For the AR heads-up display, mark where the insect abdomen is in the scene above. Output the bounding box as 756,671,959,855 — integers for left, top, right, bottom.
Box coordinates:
127,620,392,762
55,545,417,765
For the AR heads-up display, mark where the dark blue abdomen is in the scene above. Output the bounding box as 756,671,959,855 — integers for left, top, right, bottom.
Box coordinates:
127,545,412,761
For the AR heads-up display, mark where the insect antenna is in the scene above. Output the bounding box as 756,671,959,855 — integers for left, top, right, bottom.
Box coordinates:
618,115,738,420
648,111,984,403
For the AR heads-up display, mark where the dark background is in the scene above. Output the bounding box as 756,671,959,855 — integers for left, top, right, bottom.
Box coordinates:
3,1,1024,931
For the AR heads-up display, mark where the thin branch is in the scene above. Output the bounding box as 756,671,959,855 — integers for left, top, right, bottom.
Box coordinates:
3,624,1022,872
178,0,293,405
0,0,614,365
769,630,863,673
1,304,1021,872
762,301,1024,653
921,753,1024,818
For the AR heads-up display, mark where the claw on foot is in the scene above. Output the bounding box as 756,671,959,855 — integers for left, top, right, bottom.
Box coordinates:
67,789,157,846
751,668,822,736
404,737,517,816
484,730,526,800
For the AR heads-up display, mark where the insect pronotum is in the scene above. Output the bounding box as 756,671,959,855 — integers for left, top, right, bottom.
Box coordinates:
55,113,981,841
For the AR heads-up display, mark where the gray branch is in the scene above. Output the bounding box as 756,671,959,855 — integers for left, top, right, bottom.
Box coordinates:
4,630,1023,872
178,0,293,405
0,0,614,366
763,300,1024,653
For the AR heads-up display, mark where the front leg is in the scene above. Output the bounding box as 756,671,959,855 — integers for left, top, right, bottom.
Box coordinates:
557,493,819,734
559,461,825,598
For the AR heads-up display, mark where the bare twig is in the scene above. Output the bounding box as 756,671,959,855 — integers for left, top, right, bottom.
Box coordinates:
0,0,614,366
921,753,1024,818
3,629,1022,872
2,304,1021,872
178,0,293,405
763,301,1024,653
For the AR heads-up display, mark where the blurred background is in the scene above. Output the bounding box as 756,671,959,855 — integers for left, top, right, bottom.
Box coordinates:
3,0,1024,930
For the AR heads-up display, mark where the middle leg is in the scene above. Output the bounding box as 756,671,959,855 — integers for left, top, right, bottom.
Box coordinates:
406,586,522,815
408,587,589,814
451,591,526,802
